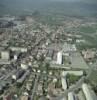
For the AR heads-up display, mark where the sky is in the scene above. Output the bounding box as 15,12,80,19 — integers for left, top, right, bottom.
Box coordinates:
1,0,97,4
50,0,97,4
50,0,84,1
0,0,97,16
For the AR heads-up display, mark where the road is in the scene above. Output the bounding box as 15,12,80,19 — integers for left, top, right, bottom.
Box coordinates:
31,74,40,100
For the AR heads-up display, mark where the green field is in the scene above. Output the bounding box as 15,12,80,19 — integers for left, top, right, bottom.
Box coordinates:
79,26,96,33
88,70,97,85
76,25,97,49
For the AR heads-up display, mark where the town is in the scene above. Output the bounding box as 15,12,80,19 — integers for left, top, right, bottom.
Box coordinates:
0,15,97,100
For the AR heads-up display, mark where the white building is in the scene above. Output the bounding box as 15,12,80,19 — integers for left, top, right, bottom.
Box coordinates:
21,63,28,70
10,47,27,52
61,77,67,90
57,51,62,65
62,71,83,77
14,55,18,60
82,83,96,100
68,92,75,100
63,43,77,53
1,51,10,60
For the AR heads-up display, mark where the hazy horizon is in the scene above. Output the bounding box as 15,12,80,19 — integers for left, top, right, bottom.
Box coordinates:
0,0,97,17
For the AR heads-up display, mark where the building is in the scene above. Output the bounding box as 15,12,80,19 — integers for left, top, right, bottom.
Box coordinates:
4,94,12,100
1,51,10,60
21,63,28,70
46,50,54,60
10,47,27,52
82,50,95,61
14,55,18,60
20,95,28,100
12,69,25,80
57,51,63,65
63,43,77,53
61,77,67,90
37,84,43,96
17,70,30,84
82,83,97,100
68,92,75,100
62,71,83,76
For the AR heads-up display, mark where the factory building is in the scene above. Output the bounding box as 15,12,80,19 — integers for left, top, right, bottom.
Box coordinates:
82,83,96,100
57,51,63,65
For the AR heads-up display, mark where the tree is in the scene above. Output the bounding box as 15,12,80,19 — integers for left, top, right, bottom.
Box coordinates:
67,74,80,85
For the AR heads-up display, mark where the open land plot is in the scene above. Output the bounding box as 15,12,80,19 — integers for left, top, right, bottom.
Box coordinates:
68,52,89,69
